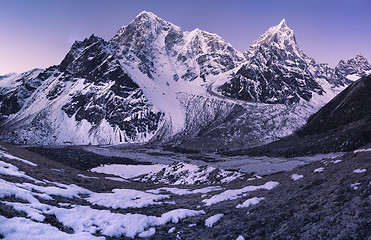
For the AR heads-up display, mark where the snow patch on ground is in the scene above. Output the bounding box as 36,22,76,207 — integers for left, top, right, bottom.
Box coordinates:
353,169,366,173
205,213,224,227
314,167,324,173
236,197,265,208
0,160,40,183
202,181,279,206
346,74,361,81
104,177,130,182
350,183,361,190
91,164,167,179
138,227,156,238
77,174,99,179
0,215,103,240
0,179,43,204
354,148,371,153
87,189,170,209
20,182,91,199
291,174,304,181
92,162,242,185
0,150,37,166
133,162,243,185
47,205,205,238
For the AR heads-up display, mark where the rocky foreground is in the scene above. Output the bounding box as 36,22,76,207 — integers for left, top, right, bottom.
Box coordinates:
0,141,370,239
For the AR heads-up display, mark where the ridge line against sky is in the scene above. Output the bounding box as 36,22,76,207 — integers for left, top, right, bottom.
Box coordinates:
0,0,370,75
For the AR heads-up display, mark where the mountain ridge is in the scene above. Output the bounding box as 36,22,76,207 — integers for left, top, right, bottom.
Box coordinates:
0,11,370,149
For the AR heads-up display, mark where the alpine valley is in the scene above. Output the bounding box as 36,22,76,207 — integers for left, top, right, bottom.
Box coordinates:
0,11,370,150
1,11,371,240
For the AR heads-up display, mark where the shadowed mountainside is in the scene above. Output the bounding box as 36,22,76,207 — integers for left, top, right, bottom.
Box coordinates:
224,75,371,157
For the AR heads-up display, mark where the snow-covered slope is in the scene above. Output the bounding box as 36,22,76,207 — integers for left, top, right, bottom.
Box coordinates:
0,36,163,145
0,12,370,148
217,19,357,104
0,69,43,121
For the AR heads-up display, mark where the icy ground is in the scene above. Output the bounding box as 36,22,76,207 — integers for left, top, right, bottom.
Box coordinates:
0,142,370,239
91,162,244,185
82,145,342,175
0,144,279,239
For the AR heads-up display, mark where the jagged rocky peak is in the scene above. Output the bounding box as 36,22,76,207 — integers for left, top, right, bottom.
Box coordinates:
110,11,244,82
335,54,371,78
186,28,243,58
59,34,108,74
112,11,181,47
246,19,300,58
219,19,324,104
352,54,370,65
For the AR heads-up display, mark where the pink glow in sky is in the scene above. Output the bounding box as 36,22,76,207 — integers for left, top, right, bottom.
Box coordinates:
1,0,370,75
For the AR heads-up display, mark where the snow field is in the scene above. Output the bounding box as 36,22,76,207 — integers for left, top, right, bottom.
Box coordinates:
0,149,211,239
87,189,170,209
0,216,104,240
91,163,167,179
92,162,243,185
48,205,205,238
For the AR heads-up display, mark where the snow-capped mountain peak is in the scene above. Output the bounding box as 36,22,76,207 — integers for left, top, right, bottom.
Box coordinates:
220,19,328,104
112,10,181,46
279,18,287,26
246,19,298,58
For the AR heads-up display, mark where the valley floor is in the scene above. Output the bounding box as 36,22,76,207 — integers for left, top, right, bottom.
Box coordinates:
0,142,370,239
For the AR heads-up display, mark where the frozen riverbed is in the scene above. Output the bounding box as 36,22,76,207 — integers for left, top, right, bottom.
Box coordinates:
82,145,343,175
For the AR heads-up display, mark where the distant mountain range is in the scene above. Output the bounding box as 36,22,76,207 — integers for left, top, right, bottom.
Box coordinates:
0,11,370,149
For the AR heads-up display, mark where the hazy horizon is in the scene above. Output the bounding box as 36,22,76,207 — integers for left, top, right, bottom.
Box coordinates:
1,0,370,75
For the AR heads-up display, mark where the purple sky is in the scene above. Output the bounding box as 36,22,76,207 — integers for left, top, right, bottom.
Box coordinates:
1,0,370,75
